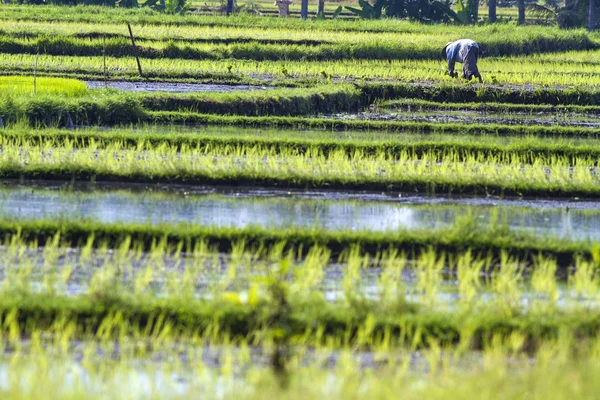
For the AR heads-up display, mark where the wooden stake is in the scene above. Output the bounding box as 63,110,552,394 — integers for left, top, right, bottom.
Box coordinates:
127,24,143,78
103,35,108,88
33,53,39,95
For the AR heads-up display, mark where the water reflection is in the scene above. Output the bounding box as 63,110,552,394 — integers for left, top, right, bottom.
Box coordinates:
0,186,599,240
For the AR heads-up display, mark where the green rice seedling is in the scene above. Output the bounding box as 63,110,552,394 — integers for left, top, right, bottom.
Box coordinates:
227,239,248,283
377,248,407,307
133,257,155,296
1,28,591,62
0,239,599,346
292,245,329,293
0,17,591,56
456,250,488,307
41,232,62,296
490,251,525,310
341,245,370,302
569,258,600,300
380,97,600,115
0,208,595,266
530,255,559,307
414,248,445,306
0,76,87,97
0,6,594,62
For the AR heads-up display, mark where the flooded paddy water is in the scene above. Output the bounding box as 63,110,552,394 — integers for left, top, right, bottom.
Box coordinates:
1,181,599,241
85,81,273,93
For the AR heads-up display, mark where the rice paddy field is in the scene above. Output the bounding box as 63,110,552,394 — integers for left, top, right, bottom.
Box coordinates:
2,3,600,398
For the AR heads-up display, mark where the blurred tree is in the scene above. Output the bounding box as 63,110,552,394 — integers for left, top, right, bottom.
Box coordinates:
317,0,325,14
488,0,496,22
346,0,458,22
456,0,479,23
301,0,308,18
518,0,525,23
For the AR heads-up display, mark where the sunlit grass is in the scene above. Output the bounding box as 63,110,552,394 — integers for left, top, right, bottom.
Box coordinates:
0,76,87,97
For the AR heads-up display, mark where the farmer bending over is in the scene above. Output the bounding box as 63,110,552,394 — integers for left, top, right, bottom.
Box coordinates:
442,39,482,83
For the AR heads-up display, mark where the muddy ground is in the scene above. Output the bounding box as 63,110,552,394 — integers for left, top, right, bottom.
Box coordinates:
332,110,600,128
